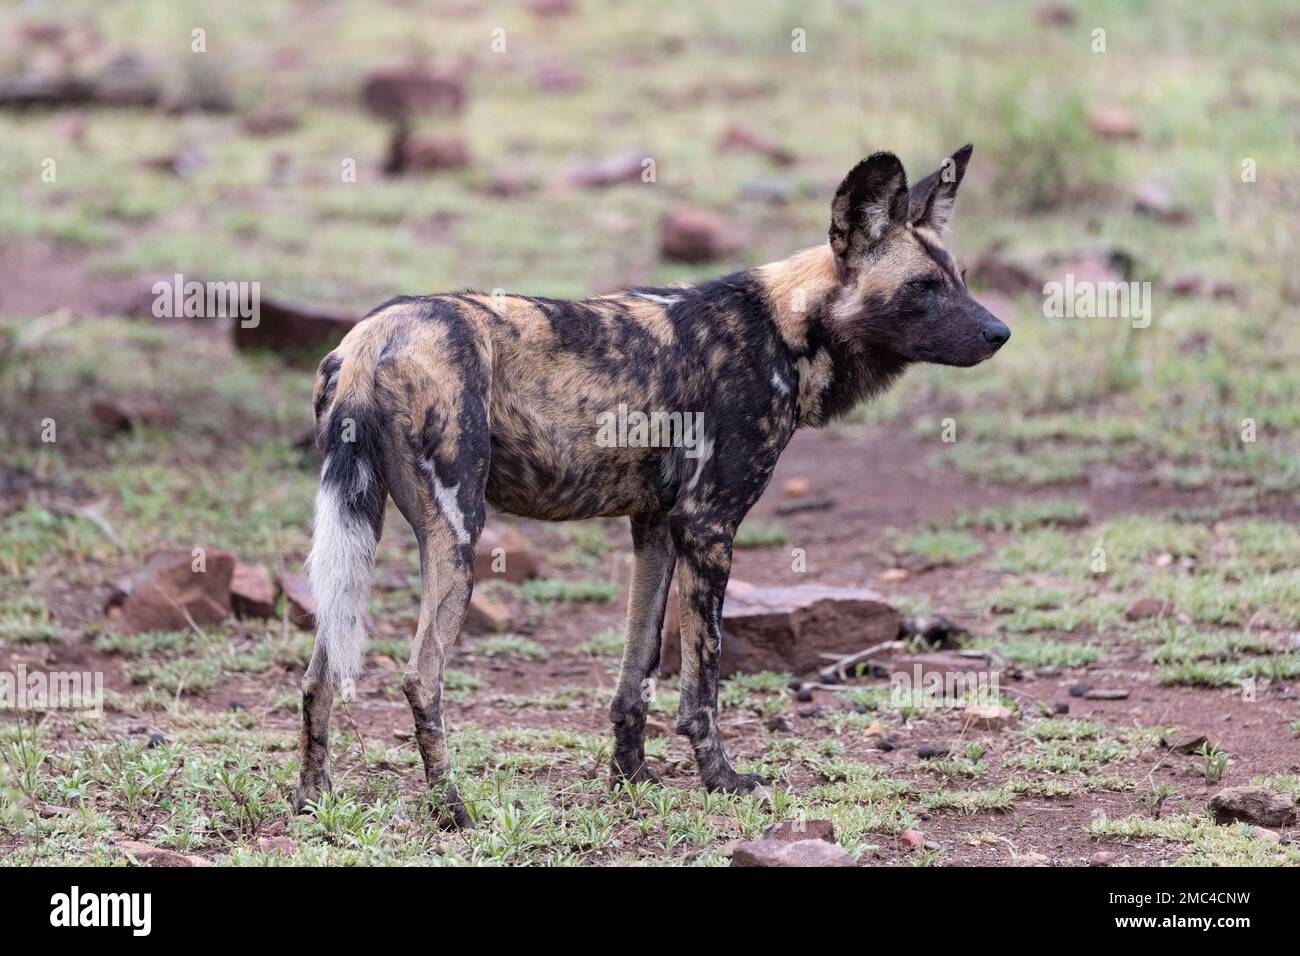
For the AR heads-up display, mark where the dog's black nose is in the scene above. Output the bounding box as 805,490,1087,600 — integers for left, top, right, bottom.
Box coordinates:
982,322,1010,347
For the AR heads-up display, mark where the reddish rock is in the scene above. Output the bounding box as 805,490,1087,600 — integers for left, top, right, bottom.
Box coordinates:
231,296,356,359
230,562,275,619
731,838,856,867
967,248,1040,295
526,0,573,16
1169,273,1208,297
242,109,300,136
92,397,174,433
1208,787,1296,828
535,61,585,94
660,579,899,677
386,131,470,175
474,526,543,583
1089,850,1117,866
761,819,835,843
1035,4,1077,27
899,829,925,850
963,704,1016,731
1160,733,1209,755
782,477,812,498
464,593,513,633
110,549,235,634
276,572,316,629
660,207,747,263
116,839,211,867
361,66,464,121
1123,598,1175,621
256,835,297,855
564,151,648,188
1087,105,1139,140
718,124,795,166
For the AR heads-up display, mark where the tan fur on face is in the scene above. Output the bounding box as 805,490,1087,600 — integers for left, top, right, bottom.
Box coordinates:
832,227,938,326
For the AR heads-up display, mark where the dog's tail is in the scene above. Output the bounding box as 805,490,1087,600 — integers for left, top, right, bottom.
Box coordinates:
305,327,389,694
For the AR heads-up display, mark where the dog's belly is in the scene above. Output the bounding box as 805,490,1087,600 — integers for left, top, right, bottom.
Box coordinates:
485,431,668,521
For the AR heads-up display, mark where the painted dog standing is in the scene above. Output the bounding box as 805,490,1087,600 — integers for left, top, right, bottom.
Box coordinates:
295,145,1010,825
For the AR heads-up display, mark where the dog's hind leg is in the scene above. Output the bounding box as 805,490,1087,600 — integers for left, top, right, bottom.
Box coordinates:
402,513,481,830
294,643,336,811
608,512,675,785
386,325,491,829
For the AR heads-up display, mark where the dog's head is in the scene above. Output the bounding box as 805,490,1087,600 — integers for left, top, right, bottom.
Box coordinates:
826,144,1009,367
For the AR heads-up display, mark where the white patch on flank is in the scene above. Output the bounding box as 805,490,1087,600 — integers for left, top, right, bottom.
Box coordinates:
636,292,681,307
306,476,378,689
420,458,471,545
771,370,789,395
685,436,714,494
659,447,681,487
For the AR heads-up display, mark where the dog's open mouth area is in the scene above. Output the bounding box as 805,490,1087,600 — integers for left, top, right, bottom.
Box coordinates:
2,1,1299,871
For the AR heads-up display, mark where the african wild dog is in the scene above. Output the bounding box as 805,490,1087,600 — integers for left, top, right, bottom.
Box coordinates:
295,145,1009,825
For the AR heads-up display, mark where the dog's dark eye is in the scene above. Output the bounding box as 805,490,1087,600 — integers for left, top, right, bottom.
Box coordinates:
909,281,930,294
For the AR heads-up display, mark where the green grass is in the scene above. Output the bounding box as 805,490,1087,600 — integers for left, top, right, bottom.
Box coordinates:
0,595,60,643
733,521,790,549
954,499,1088,533
521,579,620,604
575,629,625,658
475,635,548,662
1085,814,1300,866
896,529,983,566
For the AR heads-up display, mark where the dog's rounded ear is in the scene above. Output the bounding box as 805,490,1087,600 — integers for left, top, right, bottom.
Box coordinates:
829,152,909,271
908,143,973,232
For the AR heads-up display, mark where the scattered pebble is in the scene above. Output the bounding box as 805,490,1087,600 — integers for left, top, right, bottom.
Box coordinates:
781,477,812,498
1084,688,1130,700
899,829,925,850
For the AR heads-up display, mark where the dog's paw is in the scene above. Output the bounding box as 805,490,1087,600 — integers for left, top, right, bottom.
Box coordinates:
704,768,768,795
291,768,333,814
610,756,663,788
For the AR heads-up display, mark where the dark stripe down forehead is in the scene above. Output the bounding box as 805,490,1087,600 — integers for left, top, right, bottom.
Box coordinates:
912,229,962,285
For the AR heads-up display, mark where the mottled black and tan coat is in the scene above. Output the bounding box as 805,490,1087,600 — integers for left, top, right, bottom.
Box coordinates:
295,145,1009,824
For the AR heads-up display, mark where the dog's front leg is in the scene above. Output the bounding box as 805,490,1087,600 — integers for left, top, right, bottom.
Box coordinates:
608,512,675,785
671,518,766,793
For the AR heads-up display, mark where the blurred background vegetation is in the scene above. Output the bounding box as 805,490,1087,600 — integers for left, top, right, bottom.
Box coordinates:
0,0,1297,560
